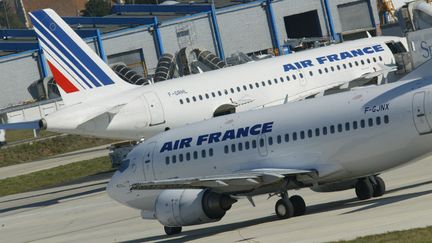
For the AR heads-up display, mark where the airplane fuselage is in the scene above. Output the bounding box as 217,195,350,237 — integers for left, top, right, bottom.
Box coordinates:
45,36,405,139
108,76,432,213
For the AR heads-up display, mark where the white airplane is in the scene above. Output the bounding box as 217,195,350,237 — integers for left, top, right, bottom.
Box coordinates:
1,9,407,140
107,58,432,235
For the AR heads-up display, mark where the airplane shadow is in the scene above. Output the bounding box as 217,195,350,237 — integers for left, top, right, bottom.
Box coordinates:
122,179,432,243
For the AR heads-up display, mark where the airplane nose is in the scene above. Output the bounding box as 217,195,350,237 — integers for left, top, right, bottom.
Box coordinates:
106,171,130,204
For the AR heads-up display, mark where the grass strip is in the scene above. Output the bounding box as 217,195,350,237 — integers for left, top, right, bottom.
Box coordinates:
0,156,113,197
333,226,432,243
5,130,58,142
0,135,116,168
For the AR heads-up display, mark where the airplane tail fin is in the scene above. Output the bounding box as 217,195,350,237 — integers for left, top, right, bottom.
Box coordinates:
29,9,134,106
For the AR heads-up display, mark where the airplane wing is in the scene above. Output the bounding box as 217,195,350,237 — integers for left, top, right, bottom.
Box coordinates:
130,168,316,193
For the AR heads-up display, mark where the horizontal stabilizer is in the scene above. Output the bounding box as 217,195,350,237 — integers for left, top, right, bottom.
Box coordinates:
0,120,42,130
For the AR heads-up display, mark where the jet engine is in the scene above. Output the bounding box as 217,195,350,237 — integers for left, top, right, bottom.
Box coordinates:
154,189,237,227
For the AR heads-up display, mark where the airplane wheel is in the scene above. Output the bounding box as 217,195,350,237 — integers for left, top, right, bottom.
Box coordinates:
372,176,386,197
290,195,306,216
164,226,182,235
275,199,294,219
355,178,373,200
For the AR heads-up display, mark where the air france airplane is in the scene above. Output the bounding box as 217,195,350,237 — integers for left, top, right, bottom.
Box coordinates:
107,58,432,235
2,9,407,140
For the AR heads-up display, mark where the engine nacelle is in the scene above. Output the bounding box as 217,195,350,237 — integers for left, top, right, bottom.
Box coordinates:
311,179,356,192
155,189,237,227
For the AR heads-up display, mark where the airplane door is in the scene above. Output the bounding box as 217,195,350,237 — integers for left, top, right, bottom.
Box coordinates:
257,134,268,157
143,92,166,126
412,92,432,134
143,141,157,180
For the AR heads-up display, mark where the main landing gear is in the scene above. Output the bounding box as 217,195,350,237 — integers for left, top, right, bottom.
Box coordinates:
274,191,306,219
355,175,386,200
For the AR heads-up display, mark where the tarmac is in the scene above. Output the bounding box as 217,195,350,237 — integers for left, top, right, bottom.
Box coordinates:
1,155,432,242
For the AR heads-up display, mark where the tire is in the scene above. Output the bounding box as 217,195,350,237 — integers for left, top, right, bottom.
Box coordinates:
290,195,306,216
372,176,386,197
355,178,373,200
275,199,294,219
164,226,182,235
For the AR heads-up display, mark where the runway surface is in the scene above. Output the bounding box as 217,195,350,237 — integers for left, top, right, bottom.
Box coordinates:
0,145,109,180
2,155,432,243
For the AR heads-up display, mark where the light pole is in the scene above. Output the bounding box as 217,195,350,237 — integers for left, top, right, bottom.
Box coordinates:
0,0,10,29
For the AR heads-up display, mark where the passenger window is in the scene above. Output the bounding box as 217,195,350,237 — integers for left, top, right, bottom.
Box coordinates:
361,60,365,65
186,98,190,103
384,115,389,124
268,136,273,145
259,138,265,147
243,85,247,91
293,132,297,141
224,89,228,95
315,128,320,136
192,96,197,102
284,134,289,142
230,88,235,93
300,131,305,139
277,135,282,144
209,148,214,157
255,82,259,88
193,151,198,159
180,99,184,105
224,145,229,154
379,56,383,61
323,126,328,135
274,78,278,84
186,152,191,161
237,87,241,92
231,144,236,152
292,74,297,80
245,141,250,150
330,125,335,134
268,80,272,85
324,67,328,73
249,84,254,89
373,57,377,62
218,91,222,96
308,129,312,138
252,140,257,148
337,65,341,70
211,92,216,97
300,73,304,78
309,71,313,76
286,76,290,81
376,116,381,125
349,62,353,68
355,61,359,66
330,66,335,72
367,58,371,64
345,122,350,131
343,64,347,69
318,69,323,74
201,150,206,158
262,81,266,87
368,118,373,127
238,142,243,151
280,77,284,83
360,119,366,128
165,156,170,165
199,95,203,100
337,124,343,132
172,155,177,164
353,121,358,129
179,154,184,162
205,94,209,99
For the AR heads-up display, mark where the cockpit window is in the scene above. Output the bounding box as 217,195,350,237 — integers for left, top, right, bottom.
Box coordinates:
118,159,130,173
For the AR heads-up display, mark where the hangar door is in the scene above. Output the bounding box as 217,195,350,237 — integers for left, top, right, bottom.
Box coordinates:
284,10,322,38
338,1,373,32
